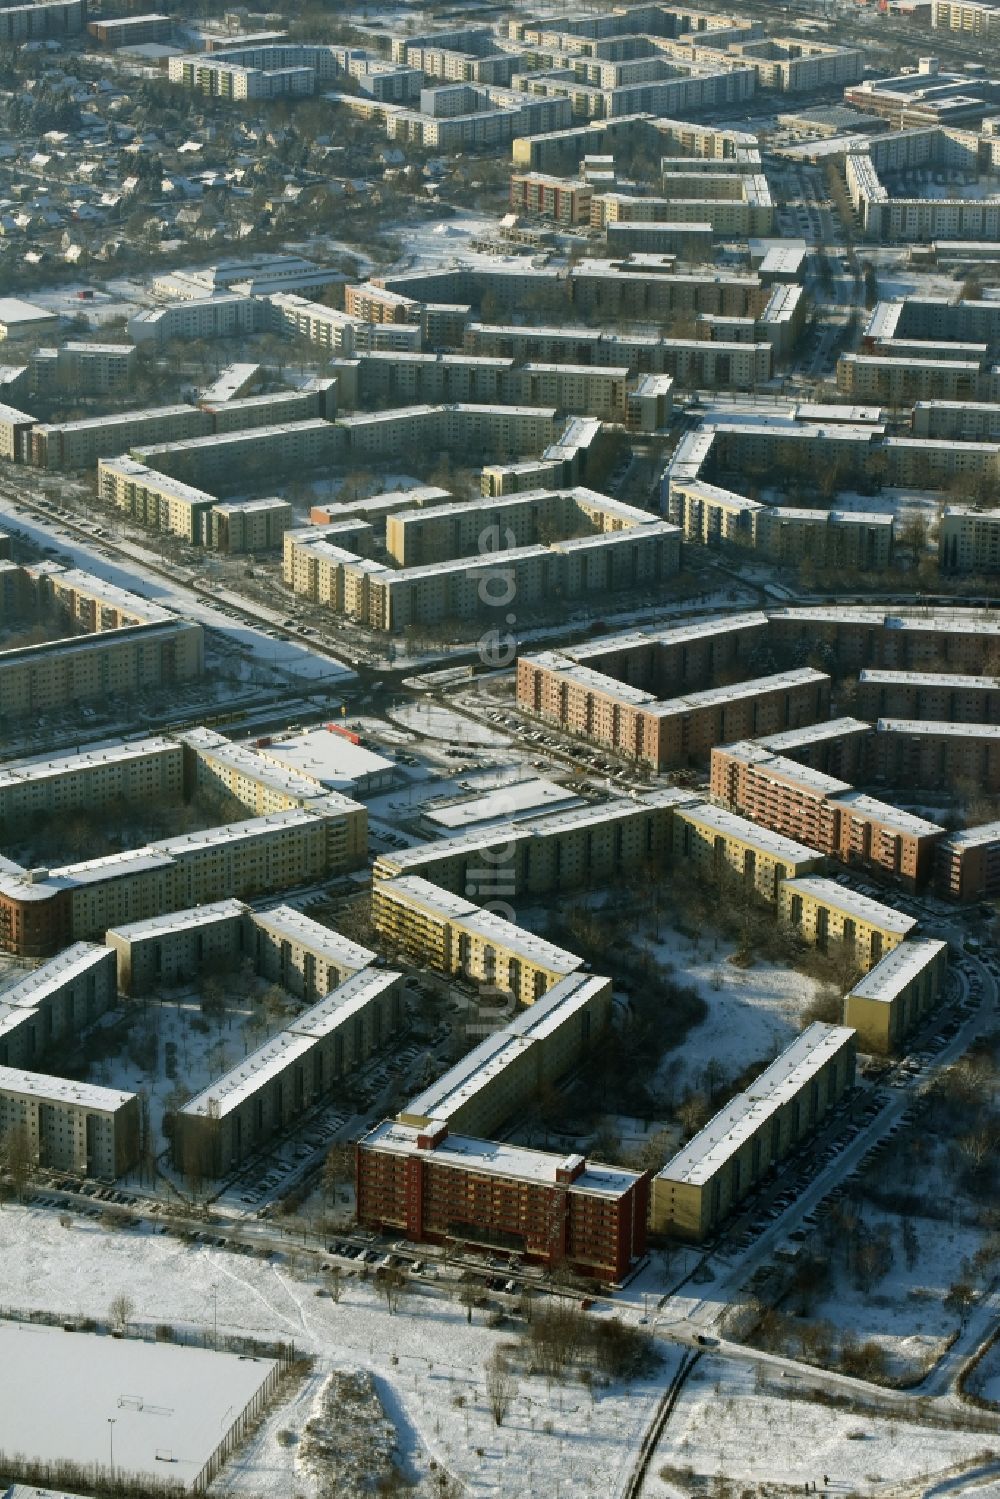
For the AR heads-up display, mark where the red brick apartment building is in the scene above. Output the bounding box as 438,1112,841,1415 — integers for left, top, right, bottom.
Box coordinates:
936,821,1000,901
357,1120,648,1283
517,651,830,769
710,742,944,889
510,172,593,224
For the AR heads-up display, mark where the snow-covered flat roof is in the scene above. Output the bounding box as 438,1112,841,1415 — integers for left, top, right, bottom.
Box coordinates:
251,903,375,970
107,898,247,943
287,968,401,1040
849,937,948,1003
650,667,827,718
781,875,916,935
567,610,767,662
2,942,110,1011
657,1023,855,1186
426,776,581,831
678,800,822,864
756,716,871,751
260,728,394,788
0,1322,276,1490
834,791,944,838
364,1120,640,1196
0,735,177,789
0,1064,133,1111
859,668,1000,689
942,819,1000,849
718,741,851,796
181,1031,317,1118
878,717,1000,740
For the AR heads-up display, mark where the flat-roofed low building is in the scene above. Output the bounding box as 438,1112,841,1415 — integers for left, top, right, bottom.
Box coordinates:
936,819,1000,899
372,875,582,1003
357,1119,648,1282
673,800,824,900
844,937,948,1054
177,725,336,816
0,298,60,344
778,874,916,970
0,1065,138,1179
174,969,404,1177
857,668,1000,723
259,727,397,799
651,1022,856,1240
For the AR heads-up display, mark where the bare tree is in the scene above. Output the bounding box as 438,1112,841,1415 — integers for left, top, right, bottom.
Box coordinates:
485,1351,514,1426
322,1141,355,1210
377,1266,409,1315
108,1291,135,1333
459,1279,479,1325
0,1123,33,1202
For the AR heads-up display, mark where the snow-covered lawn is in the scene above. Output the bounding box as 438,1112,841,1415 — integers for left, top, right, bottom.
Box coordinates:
0,1206,995,1498
649,1356,993,1496
390,701,510,746
647,921,821,1097
968,1340,1000,1408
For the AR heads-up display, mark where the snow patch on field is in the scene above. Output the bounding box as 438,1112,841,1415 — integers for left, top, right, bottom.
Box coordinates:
648,1357,994,1496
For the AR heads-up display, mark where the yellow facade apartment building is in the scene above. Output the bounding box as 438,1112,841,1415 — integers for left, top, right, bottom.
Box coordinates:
372,874,582,1003
651,1023,857,1240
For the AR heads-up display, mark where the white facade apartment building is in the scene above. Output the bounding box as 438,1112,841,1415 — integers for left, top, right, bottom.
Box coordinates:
0,1066,138,1178
128,295,259,346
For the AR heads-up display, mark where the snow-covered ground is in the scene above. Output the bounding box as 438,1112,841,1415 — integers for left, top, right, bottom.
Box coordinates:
0,1205,671,1499
646,920,821,1097
390,701,510,747
389,211,529,275
0,495,353,687
784,1203,984,1383
2,1205,992,1499
648,1356,992,1497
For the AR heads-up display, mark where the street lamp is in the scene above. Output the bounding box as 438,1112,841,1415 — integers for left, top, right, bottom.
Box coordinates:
107,1416,116,1480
